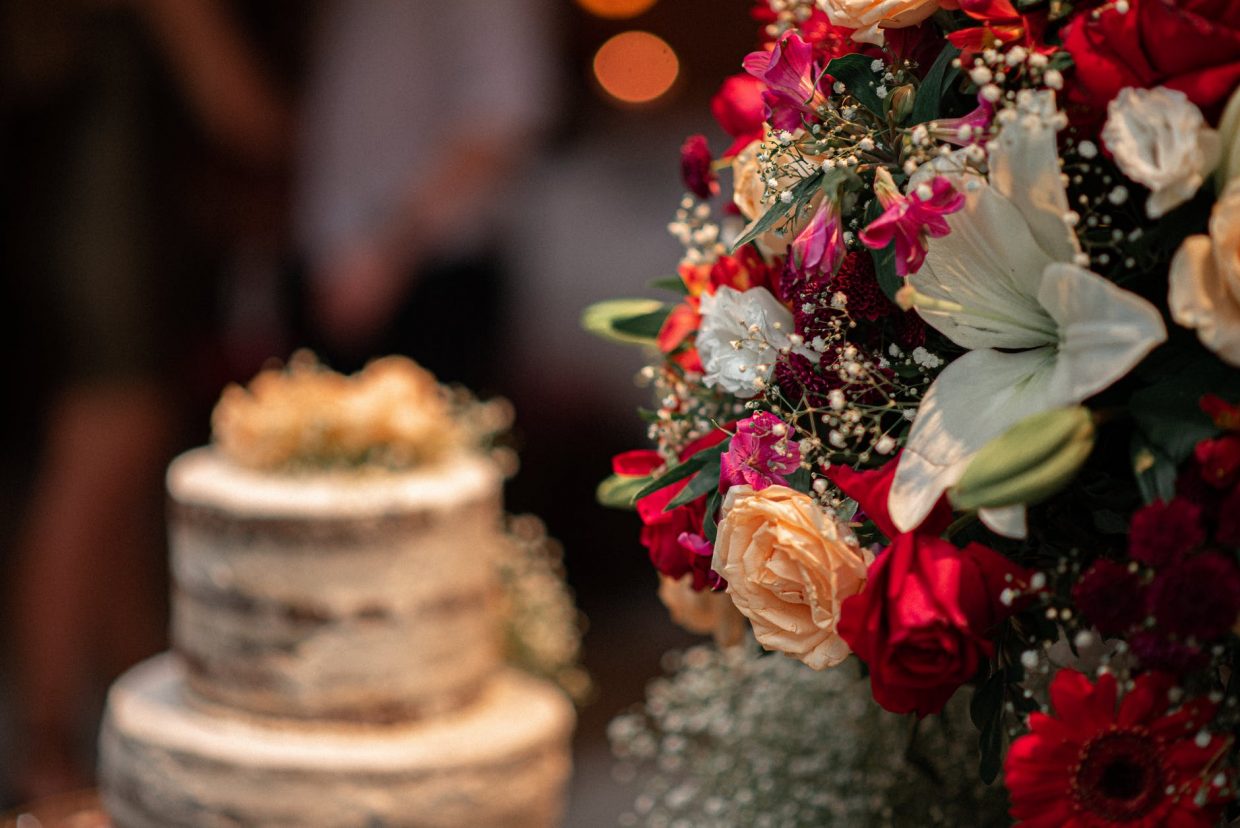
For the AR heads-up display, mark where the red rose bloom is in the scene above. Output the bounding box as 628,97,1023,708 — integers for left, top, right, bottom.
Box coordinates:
1128,497,1205,568
710,74,766,158
1148,552,1240,641
837,534,1028,716
1072,559,1145,636
1006,670,1231,828
1062,0,1240,122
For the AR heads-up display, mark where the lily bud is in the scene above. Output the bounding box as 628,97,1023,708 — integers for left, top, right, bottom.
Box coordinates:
950,406,1096,511
888,83,915,124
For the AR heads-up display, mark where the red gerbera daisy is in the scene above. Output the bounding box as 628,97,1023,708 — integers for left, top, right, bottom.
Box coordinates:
1005,670,1232,827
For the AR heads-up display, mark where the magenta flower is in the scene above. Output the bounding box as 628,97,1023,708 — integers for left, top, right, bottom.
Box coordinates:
859,169,965,276
742,33,826,133
676,532,724,590
792,201,845,277
929,94,995,146
720,412,801,491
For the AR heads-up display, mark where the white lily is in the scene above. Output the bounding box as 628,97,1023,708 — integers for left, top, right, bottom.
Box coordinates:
889,91,1167,538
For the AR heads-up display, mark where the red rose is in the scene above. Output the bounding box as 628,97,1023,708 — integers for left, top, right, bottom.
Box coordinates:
1062,0,1240,123
837,534,1028,716
710,74,766,157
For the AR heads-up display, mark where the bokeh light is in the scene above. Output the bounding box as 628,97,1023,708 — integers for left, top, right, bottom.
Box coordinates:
592,31,679,106
575,0,659,19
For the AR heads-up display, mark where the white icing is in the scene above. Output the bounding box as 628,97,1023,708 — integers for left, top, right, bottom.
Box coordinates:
100,655,574,828
168,448,500,518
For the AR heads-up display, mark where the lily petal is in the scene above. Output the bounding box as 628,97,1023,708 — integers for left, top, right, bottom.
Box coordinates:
988,90,1080,264
889,347,1068,533
911,186,1058,350
979,505,1027,539
1039,263,1168,403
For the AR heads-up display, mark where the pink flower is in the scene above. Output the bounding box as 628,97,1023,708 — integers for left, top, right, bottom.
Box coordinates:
720,412,800,491
680,134,718,200
859,169,964,276
742,33,826,133
792,201,845,277
929,94,995,146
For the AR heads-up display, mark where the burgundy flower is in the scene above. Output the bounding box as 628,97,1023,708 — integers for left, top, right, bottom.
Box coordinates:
1005,670,1230,828
1072,559,1145,637
1127,498,1205,568
679,134,718,201
1194,435,1240,489
1148,553,1240,641
1130,631,1208,673
828,250,891,323
1216,484,1240,547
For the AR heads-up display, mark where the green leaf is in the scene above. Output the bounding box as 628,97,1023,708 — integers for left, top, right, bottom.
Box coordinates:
649,276,689,295
970,670,1006,785
666,457,722,510
611,307,672,340
826,53,884,116
912,43,960,124
731,171,823,252
581,299,667,345
596,474,653,510
703,488,723,544
863,198,901,301
631,441,728,501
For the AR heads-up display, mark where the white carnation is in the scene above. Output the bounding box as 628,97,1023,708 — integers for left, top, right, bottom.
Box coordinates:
697,285,806,397
1102,86,1221,219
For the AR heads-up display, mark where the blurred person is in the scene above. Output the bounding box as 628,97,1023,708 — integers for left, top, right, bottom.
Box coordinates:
292,0,556,392
1,0,292,799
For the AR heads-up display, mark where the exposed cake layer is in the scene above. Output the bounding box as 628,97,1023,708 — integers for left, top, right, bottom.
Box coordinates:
168,448,505,721
100,655,574,828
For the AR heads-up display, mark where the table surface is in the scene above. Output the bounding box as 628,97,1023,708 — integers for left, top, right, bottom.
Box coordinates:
2,791,110,828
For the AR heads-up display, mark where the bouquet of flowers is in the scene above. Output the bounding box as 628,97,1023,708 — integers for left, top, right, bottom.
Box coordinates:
588,0,1240,823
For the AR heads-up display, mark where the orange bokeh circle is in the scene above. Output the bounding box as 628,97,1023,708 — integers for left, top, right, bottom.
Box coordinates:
592,31,679,105
575,0,659,19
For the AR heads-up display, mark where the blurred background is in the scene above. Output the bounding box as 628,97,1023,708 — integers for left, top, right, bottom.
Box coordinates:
0,0,755,822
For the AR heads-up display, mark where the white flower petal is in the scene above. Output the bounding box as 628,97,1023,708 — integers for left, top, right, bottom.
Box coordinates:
988,90,1079,263
699,285,802,397
911,186,1058,350
889,347,1066,533
978,505,1027,539
1038,263,1168,402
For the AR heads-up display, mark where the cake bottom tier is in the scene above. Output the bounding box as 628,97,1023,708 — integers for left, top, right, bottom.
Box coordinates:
98,654,574,828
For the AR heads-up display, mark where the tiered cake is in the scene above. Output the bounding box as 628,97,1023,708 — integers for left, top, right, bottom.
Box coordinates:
97,357,575,827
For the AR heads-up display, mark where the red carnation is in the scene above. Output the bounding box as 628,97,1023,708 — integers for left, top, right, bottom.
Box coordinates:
679,134,718,201
1062,0,1240,123
1127,498,1205,568
1148,552,1240,641
1072,559,1145,637
1195,435,1240,489
1006,670,1231,828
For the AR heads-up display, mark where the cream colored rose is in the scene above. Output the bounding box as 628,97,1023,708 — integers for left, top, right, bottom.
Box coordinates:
1169,179,1240,366
1102,87,1220,219
657,575,746,647
731,136,824,255
712,485,873,670
817,0,941,45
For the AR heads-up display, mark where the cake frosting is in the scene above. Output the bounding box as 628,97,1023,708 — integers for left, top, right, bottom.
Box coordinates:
97,356,576,827
100,655,573,828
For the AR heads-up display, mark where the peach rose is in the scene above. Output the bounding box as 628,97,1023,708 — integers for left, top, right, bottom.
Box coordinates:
819,0,942,45
657,575,747,646
1169,179,1240,366
731,136,823,255
712,485,874,669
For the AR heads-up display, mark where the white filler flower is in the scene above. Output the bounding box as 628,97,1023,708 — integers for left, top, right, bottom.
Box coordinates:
892,90,1167,538
698,285,806,398
1102,86,1221,219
